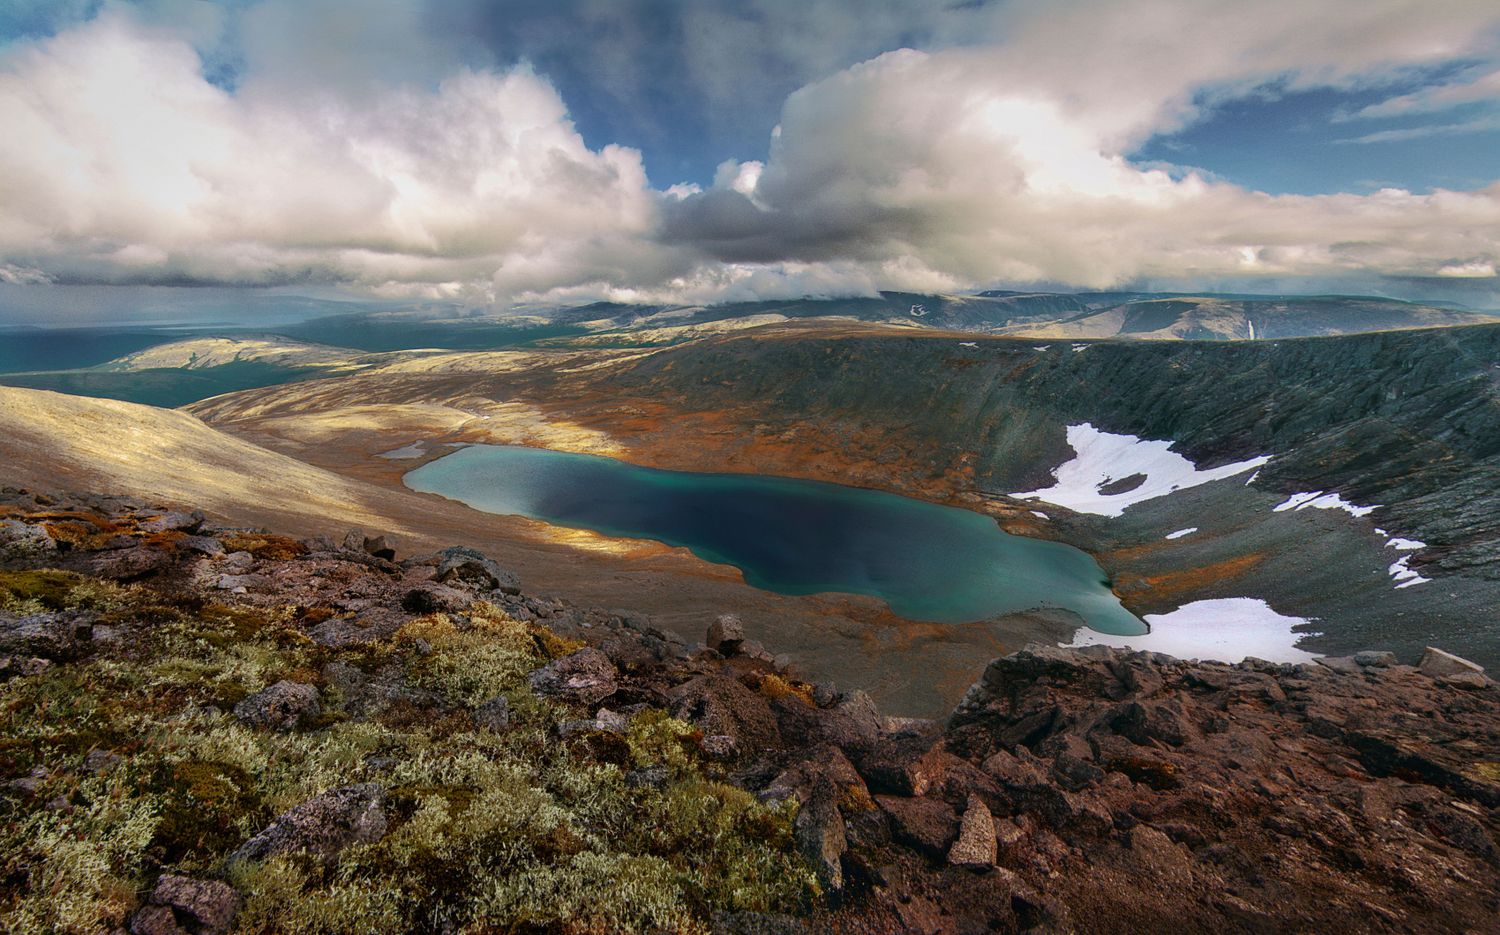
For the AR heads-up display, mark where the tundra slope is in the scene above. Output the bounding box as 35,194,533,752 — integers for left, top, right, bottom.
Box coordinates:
183,319,1500,670
1,490,1497,933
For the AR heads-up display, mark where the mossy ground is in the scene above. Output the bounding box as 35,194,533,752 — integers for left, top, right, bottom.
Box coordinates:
0,571,815,934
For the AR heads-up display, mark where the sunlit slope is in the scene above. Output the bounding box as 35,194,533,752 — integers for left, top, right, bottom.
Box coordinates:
0,385,417,535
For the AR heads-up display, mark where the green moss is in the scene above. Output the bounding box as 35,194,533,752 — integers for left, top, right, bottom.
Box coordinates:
0,578,817,934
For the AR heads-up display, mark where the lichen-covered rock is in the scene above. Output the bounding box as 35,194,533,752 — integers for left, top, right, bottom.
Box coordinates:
231,784,387,864
472,696,511,731
948,795,997,869
793,778,845,894
669,674,780,752
307,618,378,650
434,546,520,594
0,519,56,560
706,614,745,654
401,583,474,614
131,875,239,935
137,511,203,534
528,647,618,705
232,680,320,730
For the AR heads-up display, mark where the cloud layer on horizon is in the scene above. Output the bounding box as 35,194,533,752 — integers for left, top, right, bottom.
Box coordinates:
1,0,1498,307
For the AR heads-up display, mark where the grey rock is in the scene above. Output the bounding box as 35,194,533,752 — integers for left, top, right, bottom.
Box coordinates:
222,551,255,569
434,546,521,594
793,778,846,893
701,734,739,760
363,535,396,560
625,766,669,789
1315,655,1362,675
80,749,123,774
1440,671,1493,690
1419,646,1486,679
948,795,998,869
91,546,172,581
231,783,387,864
214,574,266,592
137,511,203,534
0,519,56,559
177,535,225,557
1354,650,1397,668
400,583,474,614
308,618,378,650
528,647,618,705
472,696,511,731
233,680,320,731
707,614,746,654
594,707,631,734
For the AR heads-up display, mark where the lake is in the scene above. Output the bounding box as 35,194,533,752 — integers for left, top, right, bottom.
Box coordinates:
404,444,1145,636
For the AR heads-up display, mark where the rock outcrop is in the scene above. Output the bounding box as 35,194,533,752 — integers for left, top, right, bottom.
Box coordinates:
1,487,1497,934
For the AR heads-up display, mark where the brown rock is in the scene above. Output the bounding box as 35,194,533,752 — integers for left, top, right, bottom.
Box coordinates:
528,647,618,705
669,674,781,752
876,795,959,859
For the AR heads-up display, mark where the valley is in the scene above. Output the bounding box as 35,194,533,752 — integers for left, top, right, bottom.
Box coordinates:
5,293,1494,713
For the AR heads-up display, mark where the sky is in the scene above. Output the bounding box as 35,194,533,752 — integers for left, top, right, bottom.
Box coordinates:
1,0,1498,315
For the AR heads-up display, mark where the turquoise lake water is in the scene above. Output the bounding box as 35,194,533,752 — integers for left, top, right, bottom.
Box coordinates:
404,444,1145,635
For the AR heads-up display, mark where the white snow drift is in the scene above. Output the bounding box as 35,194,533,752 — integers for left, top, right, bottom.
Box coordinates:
1068,597,1320,664
1013,423,1268,517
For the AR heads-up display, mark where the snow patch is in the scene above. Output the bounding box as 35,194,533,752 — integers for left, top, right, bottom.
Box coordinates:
959,341,978,348
1032,345,1051,351
1389,555,1432,589
1030,510,1049,520
377,442,427,460
1385,537,1425,551
1071,343,1088,352
1067,598,1320,664
1164,527,1198,540
1012,423,1269,518
1244,469,1259,486
1272,491,1379,518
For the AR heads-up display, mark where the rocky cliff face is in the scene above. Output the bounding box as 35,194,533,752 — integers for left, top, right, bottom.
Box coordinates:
2,489,1497,933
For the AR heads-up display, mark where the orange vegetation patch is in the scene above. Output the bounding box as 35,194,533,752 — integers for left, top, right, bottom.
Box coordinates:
1114,552,1265,605
754,672,816,707
220,533,308,561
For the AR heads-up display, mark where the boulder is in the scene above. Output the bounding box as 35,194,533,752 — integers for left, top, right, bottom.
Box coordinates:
362,535,396,560
876,795,960,860
0,519,57,559
401,583,474,614
472,696,511,731
528,647,618,705
307,618,378,650
91,546,173,581
231,784,387,864
1354,651,1397,668
1420,647,1486,679
762,745,872,813
793,778,846,894
233,680,320,731
177,535,225,557
669,674,781,752
707,614,746,654
129,875,239,935
859,732,953,796
948,795,997,869
434,546,521,594
137,511,203,534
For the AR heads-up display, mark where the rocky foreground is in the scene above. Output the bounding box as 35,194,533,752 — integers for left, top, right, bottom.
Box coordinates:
2,489,1498,934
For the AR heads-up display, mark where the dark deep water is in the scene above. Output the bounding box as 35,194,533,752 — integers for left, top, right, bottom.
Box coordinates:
405,444,1146,635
